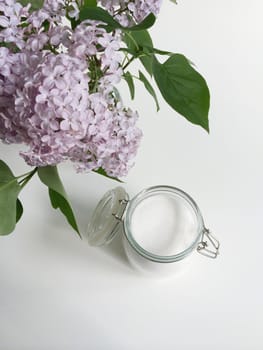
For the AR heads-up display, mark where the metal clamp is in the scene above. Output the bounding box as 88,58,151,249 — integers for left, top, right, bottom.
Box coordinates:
197,228,220,259
112,198,129,221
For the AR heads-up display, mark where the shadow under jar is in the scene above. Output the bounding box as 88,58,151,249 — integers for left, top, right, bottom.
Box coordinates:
87,186,220,277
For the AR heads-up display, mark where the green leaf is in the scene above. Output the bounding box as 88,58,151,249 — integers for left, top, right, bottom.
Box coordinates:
83,0,97,6
139,70,160,111
153,54,210,131
143,46,173,56
93,168,123,183
124,30,154,76
79,7,155,32
128,14,156,31
16,199,23,223
112,86,121,101
123,72,135,100
0,160,21,235
48,188,80,235
79,7,120,31
38,166,81,237
20,0,43,11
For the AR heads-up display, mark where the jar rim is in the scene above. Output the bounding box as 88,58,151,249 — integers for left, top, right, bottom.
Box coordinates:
123,185,205,263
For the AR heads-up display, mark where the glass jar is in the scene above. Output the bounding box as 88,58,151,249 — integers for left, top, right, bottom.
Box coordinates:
87,185,220,276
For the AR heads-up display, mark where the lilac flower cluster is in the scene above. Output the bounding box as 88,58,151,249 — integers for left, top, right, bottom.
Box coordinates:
0,0,143,177
98,0,163,27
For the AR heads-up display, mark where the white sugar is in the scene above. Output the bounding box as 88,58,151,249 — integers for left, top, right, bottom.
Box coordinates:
130,194,198,256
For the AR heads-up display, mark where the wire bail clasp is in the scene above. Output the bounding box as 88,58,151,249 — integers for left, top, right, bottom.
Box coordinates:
197,228,220,259
112,198,129,221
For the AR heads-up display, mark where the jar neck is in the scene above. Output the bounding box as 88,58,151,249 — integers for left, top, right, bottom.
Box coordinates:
123,185,205,263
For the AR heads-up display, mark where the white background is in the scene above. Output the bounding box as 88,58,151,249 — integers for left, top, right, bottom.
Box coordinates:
1,0,263,349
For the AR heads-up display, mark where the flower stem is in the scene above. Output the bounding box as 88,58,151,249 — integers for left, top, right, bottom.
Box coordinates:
122,56,136,70
15,168,37,180
19,167,38,190
121,51,129,67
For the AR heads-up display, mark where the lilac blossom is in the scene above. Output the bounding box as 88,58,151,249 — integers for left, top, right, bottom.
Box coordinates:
9,52,141,177
69,21,123,91
0,47,26,144
0,0,144,177
69,93,142,176
0,0,30,48
98,0,163,26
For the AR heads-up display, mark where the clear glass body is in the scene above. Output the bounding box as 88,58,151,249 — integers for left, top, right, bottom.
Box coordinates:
122,186,205,275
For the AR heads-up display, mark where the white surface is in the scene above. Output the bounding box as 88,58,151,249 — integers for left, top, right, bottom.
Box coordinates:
1,0,263,349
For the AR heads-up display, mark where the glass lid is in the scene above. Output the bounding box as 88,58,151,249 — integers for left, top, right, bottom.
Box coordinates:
87,187,129,246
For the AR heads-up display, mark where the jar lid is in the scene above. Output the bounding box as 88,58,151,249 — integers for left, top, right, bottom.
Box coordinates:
87,187,129,246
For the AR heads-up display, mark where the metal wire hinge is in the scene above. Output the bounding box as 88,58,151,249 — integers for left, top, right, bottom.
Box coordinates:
197,228,220,259
112,199,129,221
